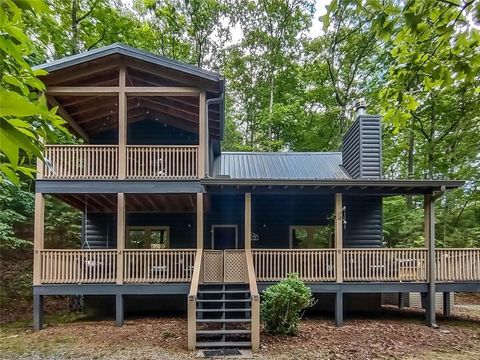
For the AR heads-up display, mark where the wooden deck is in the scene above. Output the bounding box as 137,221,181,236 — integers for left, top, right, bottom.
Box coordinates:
37,248,480,285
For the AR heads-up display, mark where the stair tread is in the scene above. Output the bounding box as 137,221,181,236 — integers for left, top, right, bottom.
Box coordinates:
196,318,251,323
198,299,250,303
196,341,251,348
198,290,248,294
197,329,251,335
197,308,251,312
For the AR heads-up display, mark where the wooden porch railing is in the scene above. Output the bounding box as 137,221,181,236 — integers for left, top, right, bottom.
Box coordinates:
126,145,198,179
43,145,118,179
123,249,196,283
40,250,117,283
252,249,336,282
41,144,199,180
343,249,428,282
436,249,480,281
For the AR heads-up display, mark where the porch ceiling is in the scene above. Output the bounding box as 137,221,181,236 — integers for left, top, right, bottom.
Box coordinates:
36,44,224,140
201,179,465,196
54,193,208,213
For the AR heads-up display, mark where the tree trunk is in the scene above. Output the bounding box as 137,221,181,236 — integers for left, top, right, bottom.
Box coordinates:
71,0,79,55
406,126,415,208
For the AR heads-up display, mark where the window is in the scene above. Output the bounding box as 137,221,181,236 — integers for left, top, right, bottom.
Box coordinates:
289,226,333,249
127,226,169,249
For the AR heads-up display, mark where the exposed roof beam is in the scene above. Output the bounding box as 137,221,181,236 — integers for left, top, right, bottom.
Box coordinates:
47,95,89,142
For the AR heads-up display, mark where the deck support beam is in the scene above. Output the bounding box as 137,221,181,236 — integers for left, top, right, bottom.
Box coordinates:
424,193,437,327
33,193,45,286
118,66,127,180
196,193,204,249
335,193,343,283
245,193,252,250
443,292,451,316
117,193,125,285
198,91,206,178
115,294,124,327
33,294,44,331
335,291,343,327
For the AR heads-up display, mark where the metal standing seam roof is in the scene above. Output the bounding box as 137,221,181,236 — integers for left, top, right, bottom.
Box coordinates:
33,43,224,83
213,152,351,180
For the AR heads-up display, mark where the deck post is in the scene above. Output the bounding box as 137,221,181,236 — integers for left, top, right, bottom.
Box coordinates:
335,291,343,327
33,294,43,331
117,193,125,285
424,193,437,327
335,193,343,283
33,193,45,286
115,294,124,327
196,193,204,249
245,193,252,250
443,292,451,316
118,66,127,179
198,91,206,178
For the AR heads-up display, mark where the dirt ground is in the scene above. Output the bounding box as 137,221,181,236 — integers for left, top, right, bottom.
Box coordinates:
1,302,479,360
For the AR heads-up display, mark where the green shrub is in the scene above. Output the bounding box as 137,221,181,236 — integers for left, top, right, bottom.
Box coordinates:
260,273,316,335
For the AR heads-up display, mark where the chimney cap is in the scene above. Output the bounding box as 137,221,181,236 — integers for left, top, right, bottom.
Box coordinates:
355,99,367,116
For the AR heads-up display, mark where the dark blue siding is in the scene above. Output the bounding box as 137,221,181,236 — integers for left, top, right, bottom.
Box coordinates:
343,196,383,247
342,115,382,179
91,119,198,145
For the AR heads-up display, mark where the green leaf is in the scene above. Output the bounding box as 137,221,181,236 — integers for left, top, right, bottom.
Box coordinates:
0,90,42,117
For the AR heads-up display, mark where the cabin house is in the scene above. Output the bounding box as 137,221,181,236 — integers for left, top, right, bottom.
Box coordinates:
32,44,479,351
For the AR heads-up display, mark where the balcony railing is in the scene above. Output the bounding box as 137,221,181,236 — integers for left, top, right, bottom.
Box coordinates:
123,249,196,283
37,248,479,284
43,145,119,179
436,249,480,281
41,144,199,180
126,145,198,179
40,249,117,283
252,249,336,282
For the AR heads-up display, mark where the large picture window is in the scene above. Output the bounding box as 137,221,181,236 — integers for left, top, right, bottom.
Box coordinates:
289,226,333,249
127,226,169,249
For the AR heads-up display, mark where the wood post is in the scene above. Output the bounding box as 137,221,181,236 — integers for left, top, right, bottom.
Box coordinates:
443,292,451,316
115,294,124,327
196,193,204,249
33,193,45,286
424,193,437,327
335,193,343,283
198,91,206,178
117,193,125,284
33,294,43,331
118,66,127,179
335,291,343,327
245,193,252,250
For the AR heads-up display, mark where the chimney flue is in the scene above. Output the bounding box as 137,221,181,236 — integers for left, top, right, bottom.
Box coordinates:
355,99,367,116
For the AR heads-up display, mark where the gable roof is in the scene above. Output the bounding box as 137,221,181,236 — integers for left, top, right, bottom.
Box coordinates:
34,43,224,84
213,152,350,180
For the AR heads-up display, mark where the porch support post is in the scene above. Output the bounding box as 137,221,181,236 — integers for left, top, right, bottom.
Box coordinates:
196,193,204,249
198,91,206,178
245,193,252,250
335,193,343,283
33,193,45,286
335,291,343,327
424,193,437,327
33,294,44,331
117,193,125,285
118,66,127,180
443,292,451,317
115,294,124,327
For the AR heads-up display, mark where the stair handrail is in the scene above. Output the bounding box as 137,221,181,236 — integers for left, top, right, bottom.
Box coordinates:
187,248,203,350
245,249,260,351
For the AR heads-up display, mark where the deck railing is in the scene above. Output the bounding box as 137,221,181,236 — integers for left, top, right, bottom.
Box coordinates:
123,249,196,283
343,249,428,282
43,145,118,179
41,144,199,180
436,249,480,281
252,249,336,282
126,145,198,179
40,250,117,283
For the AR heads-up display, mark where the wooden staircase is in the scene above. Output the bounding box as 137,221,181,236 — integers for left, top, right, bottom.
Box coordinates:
195,283,252,349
